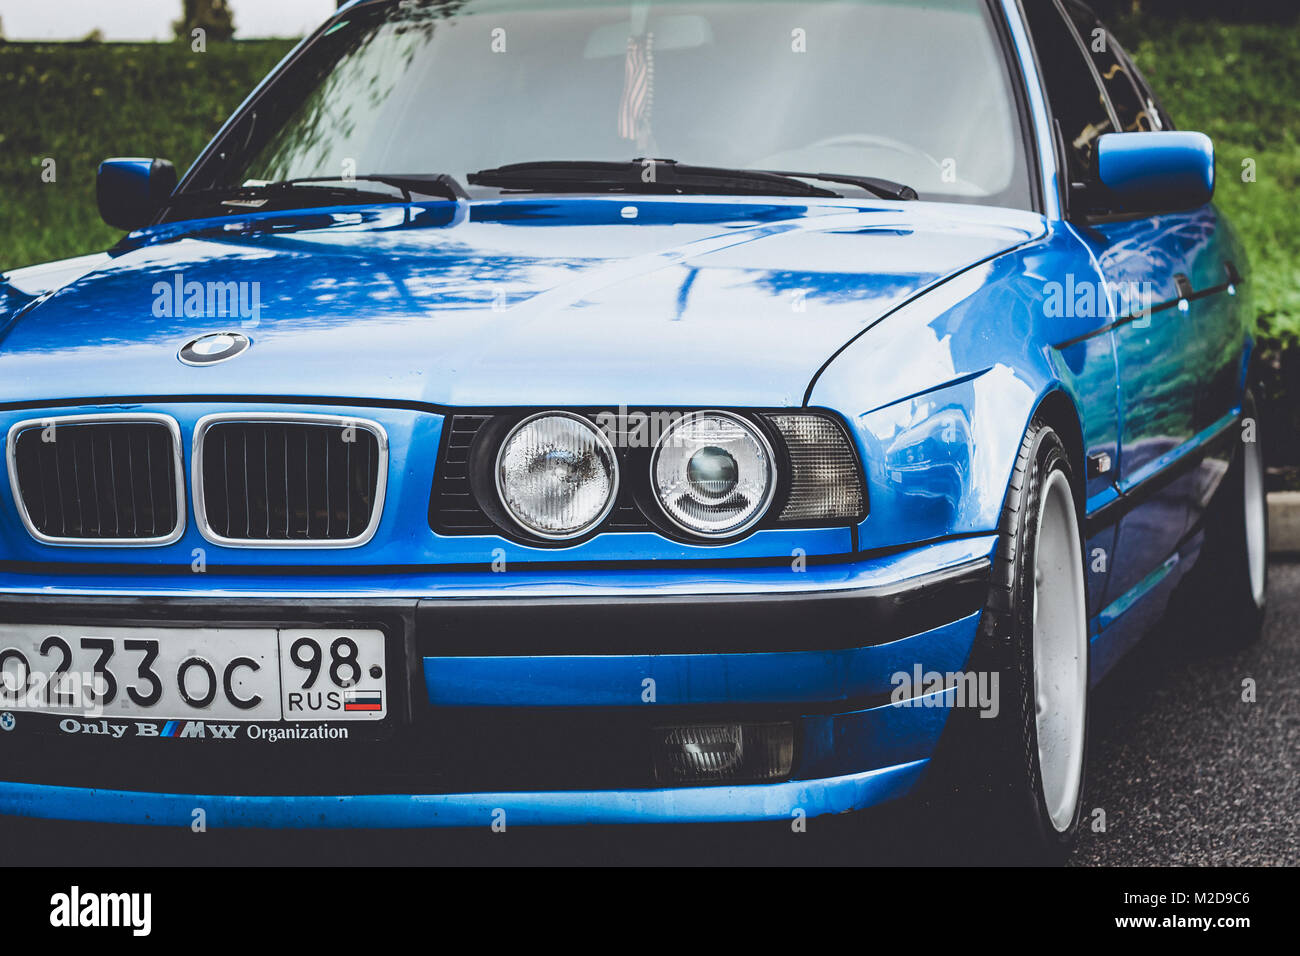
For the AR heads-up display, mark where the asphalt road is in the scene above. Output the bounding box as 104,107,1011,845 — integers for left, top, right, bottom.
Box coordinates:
9,561,1298,866
1066,559,1299,866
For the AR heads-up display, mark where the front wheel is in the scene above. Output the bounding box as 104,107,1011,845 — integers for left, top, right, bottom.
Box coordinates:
930,420,1090,863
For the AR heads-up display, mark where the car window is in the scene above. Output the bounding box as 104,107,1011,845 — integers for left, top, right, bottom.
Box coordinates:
182,0,1035,211
1061,1,1152,132
1022,0,1114,185
1113,37,1176,131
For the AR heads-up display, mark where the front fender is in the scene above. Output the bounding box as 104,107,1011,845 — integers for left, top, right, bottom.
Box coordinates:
808,228,1120,555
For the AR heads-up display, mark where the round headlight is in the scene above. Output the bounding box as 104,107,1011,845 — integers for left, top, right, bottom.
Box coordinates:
652,412,776,537
495,412,619,539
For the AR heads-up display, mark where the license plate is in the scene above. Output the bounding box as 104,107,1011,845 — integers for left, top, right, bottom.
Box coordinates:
0,625,388,722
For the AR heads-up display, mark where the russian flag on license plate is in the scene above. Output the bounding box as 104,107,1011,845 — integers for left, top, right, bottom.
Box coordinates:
343,690,383,712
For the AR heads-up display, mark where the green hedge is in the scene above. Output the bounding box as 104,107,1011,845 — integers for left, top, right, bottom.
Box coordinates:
0,40,295,268
1092,0,1298,23
1114,15,1300,343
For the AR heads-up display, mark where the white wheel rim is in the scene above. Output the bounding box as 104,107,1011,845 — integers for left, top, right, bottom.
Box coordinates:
1032,469,1088,833
1243,437,1267,609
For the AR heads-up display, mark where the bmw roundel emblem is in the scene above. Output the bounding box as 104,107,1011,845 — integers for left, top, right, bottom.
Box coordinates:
179,332,251,366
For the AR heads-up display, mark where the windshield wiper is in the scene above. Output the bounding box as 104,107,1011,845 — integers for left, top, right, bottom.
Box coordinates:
171,173,467,210
468,160,917,201
469,160,841,198
761,169,918,201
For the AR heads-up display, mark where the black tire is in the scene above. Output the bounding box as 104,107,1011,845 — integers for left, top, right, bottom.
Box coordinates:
925,419,1089,865
1182,390,1268,645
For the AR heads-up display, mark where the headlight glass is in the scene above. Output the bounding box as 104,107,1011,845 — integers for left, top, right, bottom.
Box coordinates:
496,413,618,539
652,412,775,537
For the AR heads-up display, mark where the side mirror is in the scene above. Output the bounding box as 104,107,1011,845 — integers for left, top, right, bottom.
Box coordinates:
96,158,178,231
1095,131,1214,214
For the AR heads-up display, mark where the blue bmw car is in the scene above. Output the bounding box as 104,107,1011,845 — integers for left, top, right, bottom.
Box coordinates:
0,0,1268,862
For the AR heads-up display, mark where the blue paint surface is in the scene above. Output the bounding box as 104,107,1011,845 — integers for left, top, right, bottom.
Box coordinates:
0,760,928,828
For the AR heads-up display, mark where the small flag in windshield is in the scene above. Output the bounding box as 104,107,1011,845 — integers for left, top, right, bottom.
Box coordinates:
619,32,655,149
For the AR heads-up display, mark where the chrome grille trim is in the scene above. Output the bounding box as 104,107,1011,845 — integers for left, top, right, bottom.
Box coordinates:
5,413,186,547
192,412,388,549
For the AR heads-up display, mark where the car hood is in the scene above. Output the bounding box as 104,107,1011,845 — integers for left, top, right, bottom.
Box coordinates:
0,197,1043,408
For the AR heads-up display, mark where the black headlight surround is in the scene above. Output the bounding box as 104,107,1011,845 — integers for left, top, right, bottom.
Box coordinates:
466,413,549,544
430,408,867,548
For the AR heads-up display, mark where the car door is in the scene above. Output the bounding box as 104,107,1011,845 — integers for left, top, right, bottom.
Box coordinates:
1022,0,1203,614
1100,18,1247,533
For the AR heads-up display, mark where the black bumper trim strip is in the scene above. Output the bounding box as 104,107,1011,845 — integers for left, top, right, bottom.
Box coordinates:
415,557,991,656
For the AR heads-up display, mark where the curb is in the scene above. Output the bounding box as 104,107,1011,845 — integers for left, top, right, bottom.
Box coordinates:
1268,491,1300,554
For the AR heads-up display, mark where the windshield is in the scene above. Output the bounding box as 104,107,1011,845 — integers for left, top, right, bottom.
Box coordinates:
182,0,1034,210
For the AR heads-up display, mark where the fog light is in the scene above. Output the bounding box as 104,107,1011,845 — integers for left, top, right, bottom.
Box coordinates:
652,722,794,785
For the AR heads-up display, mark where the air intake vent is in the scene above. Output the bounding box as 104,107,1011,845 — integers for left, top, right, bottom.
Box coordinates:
194,415,386,547
7,415,184,545
429,414,496,534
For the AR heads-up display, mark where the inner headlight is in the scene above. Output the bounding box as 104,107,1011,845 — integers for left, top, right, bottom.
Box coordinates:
652,411,775,537
495,412,619,539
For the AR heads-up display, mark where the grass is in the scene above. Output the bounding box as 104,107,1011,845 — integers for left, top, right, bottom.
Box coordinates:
1114,15,1300,342
0,40,295,269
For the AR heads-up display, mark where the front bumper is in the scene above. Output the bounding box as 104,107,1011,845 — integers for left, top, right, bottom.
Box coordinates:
0,535,993,828
0,765,929,829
